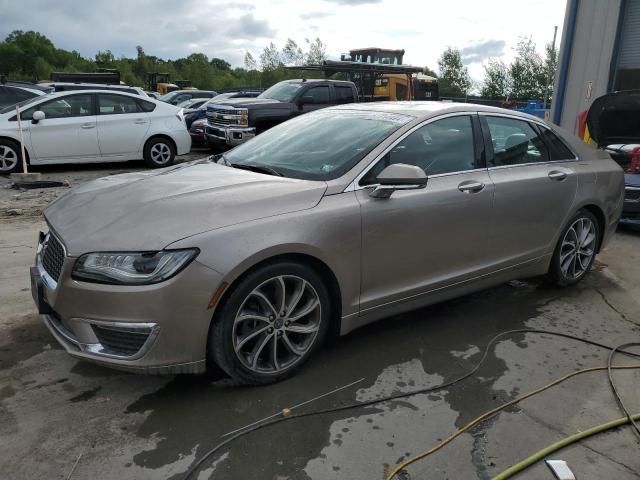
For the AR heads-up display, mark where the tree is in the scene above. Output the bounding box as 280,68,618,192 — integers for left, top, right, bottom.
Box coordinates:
541,42,559,106
305,38,326,65
210,57,231,70
244,52,257,70
259,42,282,71
281,38,304,66
437,47,472,96
481,59,510,98
423,66,438,78
509,36,545,99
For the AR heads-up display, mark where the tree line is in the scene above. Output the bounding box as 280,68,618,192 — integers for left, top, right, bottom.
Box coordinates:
0,30,556,101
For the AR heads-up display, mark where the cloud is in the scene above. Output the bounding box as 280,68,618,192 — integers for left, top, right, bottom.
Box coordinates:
323,0,382,4
460,39,506,64
226,14,277,38
300,11,334,20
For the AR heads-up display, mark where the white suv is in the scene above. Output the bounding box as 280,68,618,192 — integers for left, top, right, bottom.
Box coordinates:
0,90,191,173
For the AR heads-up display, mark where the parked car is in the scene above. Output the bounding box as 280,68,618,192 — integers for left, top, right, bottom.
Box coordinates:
145,91,161,100
205,79,358,147
0,82,51,108
31,102,623,383
188,118,207,146
587,90,640,227
176,98,209,111
39,82,148,97
184,91,262,129
160,89,217,106
0,90,190,173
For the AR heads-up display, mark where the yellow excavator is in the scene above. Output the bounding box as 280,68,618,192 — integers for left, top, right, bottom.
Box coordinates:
146,73,179,95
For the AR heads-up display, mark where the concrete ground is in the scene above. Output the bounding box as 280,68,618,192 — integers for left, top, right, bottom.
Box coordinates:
1,161,639,480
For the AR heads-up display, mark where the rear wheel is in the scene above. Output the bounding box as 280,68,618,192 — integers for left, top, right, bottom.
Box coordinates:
0,139,23,174
143,137,175,168
549,209,599,286
210,262,330,385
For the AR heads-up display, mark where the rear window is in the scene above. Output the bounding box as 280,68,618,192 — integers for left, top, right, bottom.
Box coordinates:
539,127,575,160
335,85,355,104
137,99,156,112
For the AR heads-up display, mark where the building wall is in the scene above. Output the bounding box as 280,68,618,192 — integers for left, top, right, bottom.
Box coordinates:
552,0,623,133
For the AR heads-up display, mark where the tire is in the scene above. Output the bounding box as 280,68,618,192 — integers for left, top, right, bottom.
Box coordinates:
210,262,330,385
143,137,175,168
549,209,600,286
0,139,24,174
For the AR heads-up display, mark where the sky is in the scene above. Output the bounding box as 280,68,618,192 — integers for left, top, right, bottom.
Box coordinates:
0,0,567,83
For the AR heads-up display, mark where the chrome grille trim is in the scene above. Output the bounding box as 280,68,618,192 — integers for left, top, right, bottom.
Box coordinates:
41,232,65,282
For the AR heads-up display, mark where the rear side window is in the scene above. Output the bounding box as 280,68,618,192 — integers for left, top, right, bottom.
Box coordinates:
304,86,331,104
137,99,156,112
538,127,575,160
335,86,355,104
98,94,141,114
485,116,549,166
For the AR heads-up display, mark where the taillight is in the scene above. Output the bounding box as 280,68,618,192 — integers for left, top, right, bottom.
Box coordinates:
176,109,184,123
627,147,640,174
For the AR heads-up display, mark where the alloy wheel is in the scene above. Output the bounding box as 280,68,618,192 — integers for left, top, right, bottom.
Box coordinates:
150,143,172,165
232,275,322,374
0,145,18,172
559,217,596,280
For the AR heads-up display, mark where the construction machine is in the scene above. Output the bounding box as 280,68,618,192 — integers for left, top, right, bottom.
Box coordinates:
146,72,179,95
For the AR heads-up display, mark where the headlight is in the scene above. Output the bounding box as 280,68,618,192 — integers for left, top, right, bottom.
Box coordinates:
72,249,198,285
238,108,249,126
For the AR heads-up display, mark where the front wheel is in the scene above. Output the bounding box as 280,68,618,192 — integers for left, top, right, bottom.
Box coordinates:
143,137,176,168
549,209,600,286
0,139,23,174
210,262,330,385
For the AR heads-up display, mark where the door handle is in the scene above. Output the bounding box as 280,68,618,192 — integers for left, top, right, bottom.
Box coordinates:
134,119,147,124
548,170,568,181
458,181,485,193
80,123,95,129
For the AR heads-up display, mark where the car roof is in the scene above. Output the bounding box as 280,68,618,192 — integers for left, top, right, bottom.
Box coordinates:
329,101,545,123
26,89,158,101
283,79,355,86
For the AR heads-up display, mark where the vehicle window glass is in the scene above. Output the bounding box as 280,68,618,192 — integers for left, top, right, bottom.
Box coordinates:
98,94,141,115
224,109,411,181
137,99,156,112
335,86,355,104
305,86,330,104
0,87,10,107
539,127,574,160
173,94,191,104
485,116,549,166
258,82,303,102
361,115,476,185
22,94,93,120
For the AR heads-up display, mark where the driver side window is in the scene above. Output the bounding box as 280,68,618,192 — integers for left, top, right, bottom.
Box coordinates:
361,115,476,185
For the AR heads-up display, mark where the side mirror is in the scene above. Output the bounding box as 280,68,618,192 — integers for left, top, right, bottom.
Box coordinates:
369,163,428,199
298,95,315,106
32,110,45,124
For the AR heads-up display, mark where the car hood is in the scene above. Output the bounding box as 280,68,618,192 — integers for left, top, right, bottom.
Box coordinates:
211,98,282,108
44,161,328,256
587,91,640,145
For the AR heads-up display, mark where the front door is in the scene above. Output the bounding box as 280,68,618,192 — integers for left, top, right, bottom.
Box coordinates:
481,115,578,268
297,85,333,114
96,93,150,158
357,114,493,312
25,93,99,162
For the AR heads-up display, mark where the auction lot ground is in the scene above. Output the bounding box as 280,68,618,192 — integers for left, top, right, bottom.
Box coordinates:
1,157,639,480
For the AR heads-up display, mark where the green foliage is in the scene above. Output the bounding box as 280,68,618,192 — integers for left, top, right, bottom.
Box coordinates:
0,30,324,91
481,59,510,98
423,66,438,78
437,47,472,96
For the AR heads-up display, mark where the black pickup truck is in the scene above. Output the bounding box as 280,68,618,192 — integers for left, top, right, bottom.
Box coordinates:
205,79,358,147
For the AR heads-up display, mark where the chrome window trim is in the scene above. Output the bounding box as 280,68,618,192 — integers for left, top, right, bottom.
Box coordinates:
345,112,481,192
478,111,579,163
487,159,579,171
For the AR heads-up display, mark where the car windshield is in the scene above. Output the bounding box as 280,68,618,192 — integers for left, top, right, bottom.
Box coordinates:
0,96,44,115
223,109,411,181
258,82,303,102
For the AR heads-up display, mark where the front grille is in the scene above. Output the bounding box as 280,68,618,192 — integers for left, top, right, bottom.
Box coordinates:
625,188,640,202
92,325,151,357
42,233,65,281
207,108,238,125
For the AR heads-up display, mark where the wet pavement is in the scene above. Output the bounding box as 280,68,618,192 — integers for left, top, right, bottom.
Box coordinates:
1,198,640,479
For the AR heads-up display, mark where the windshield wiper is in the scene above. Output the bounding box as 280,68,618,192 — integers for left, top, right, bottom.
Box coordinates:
231,163,284,177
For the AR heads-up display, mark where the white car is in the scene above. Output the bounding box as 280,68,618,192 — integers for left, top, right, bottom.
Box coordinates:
0,90,191,173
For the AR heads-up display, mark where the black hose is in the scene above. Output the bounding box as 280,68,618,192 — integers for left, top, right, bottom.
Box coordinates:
182,328,640,480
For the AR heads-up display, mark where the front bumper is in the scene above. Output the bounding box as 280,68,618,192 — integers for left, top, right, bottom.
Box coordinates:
620,185,640,225
31,230,223,374
205,123,255,146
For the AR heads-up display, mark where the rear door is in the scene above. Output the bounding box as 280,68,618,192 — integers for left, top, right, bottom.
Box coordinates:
96,93,150,158
481,114,578,268
24,93,99,162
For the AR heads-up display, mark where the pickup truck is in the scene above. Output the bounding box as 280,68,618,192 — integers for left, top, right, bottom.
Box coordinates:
205,79,359,147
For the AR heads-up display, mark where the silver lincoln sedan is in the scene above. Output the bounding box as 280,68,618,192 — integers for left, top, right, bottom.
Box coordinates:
31,102,624,384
